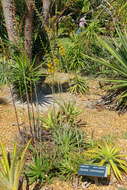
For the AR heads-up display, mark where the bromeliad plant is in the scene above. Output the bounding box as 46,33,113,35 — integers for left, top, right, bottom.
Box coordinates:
40,111,59,129
26,154,53,185
85,28,127,112
0,140,30,190
85,141,127,181
40,101,81,129
57,101,81,126
69,75,89,95
56,152,85,180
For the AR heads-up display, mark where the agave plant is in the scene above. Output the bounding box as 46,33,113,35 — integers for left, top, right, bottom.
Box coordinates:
85,28,127,112
85,142,127,181
0,140,30,190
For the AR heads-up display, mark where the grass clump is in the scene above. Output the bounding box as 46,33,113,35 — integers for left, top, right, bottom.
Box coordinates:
57,101,81,126
40,111,59,129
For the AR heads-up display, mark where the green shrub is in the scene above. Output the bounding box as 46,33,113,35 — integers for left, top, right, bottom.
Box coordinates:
40,101,81,130
81,20,105,42
59,16,75,36
85,141,127,181
26,123,86,182
74,20,107,76
69,75,89,94
58,22,108,75
30,108,86,182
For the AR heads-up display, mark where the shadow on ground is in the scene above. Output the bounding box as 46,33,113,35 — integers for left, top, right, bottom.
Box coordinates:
32,82,69,106
28,82,69,105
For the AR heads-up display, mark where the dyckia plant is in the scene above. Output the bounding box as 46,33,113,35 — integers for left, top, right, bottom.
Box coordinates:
85,142,127,181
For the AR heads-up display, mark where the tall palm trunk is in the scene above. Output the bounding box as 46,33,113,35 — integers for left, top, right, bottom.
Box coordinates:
42,0,51,24
24,0,34,59
1,0,18,44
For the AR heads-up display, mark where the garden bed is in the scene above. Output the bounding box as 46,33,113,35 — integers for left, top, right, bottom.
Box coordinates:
0,76,127,189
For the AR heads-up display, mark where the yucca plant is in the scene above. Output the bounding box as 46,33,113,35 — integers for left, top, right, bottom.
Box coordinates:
9,54,46,102
0,140,30,190
85,142,127,181
85,28,127,112
69,75,89,95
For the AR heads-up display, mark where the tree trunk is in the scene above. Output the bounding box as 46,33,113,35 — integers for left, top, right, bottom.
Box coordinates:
1,0,18,44
24,0,34,59
42,0,51,24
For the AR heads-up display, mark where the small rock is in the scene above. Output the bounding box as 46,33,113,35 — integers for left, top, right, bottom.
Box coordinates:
82,181,91,189
84,101,96,109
